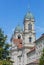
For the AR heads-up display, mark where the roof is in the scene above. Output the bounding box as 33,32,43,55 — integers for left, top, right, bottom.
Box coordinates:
24,11,34,20
27,46,35,54
31,59,39,63
26,59,39,65
34,33,44,43
15,25,23,32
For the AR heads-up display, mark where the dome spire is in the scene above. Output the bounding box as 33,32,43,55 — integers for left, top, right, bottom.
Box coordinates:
15,25,23,32
24,10,34,20
27,4,30,12
24,2,34,20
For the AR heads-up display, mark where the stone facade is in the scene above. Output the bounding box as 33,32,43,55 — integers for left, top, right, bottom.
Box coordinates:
10,11,44,65
27,34,44,65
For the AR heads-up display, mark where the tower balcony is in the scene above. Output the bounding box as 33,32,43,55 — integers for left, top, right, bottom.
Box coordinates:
23,43,35,48
23,30,35,34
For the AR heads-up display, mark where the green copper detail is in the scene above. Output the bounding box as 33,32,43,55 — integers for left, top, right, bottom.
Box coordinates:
25,11,34,20
15,25,23,32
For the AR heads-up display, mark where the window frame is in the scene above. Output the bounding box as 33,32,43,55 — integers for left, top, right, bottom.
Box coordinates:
28,23,32,30
29,37,32,42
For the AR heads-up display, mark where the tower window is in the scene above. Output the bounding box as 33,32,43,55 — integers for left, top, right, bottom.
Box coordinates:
29,37,32,42
18,35,21,39
28,24,32,30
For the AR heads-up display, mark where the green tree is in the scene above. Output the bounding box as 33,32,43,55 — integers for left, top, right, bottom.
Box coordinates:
0,28,13,65
39,48,44,65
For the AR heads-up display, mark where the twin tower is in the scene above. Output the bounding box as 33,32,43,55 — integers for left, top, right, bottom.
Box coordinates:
11,11,36,65
14,11,35,45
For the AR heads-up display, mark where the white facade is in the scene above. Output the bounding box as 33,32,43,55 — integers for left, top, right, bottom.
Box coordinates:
10,11,44,65
27,34,44,65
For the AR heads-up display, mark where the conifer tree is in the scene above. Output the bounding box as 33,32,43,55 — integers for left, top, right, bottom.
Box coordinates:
0,28,13,65
39,48,44,65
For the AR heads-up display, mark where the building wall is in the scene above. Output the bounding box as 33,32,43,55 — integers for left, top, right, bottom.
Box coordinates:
11,12,44,65
27,35,44,65
24,18,35,46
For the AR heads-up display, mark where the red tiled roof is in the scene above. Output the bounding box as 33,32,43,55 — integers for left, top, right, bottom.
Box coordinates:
30,46,35,51
27,46,35,54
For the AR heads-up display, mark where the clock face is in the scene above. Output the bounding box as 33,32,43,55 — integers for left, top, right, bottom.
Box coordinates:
28,23,32,30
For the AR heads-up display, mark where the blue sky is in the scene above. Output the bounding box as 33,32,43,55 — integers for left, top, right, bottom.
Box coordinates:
0,0,44,42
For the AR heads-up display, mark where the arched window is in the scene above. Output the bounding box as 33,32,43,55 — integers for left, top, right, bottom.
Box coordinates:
28,23,32,30
18,35,21,39
29,37,32,42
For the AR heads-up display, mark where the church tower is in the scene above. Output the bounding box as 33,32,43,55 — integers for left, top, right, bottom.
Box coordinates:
22,11,36,65
11,11,36,65
24,11,36,45
11,25,24,65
